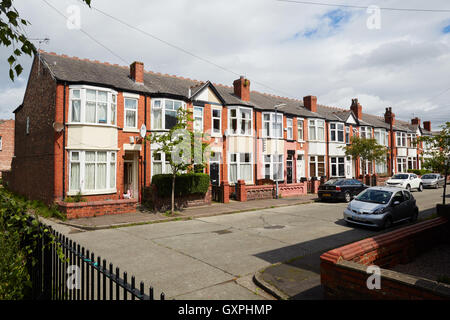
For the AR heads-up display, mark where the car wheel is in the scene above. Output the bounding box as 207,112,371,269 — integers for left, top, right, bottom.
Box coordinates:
344,192,351,203
418,183,423,192
410,209,418,222
406,184,411,192
435,183,439,189
383,217,393,229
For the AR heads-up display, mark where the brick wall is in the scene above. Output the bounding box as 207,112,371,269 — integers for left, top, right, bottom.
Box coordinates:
57,198,138,219
320,217,450,299
0,119,14,177
146,184,212,211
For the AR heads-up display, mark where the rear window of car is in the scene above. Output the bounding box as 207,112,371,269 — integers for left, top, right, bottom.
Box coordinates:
324,179,341,185
392,174,409,180
422,174,436,179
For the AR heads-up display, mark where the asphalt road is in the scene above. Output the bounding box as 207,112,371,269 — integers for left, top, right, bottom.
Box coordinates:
48,187,445,300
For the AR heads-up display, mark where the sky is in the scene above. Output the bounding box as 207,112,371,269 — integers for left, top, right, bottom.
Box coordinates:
1,0,449,130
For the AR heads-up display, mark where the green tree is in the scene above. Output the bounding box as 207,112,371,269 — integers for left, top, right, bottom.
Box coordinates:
418,122,450,173
341,136,387,177
146,108,210,214
0,0,91,80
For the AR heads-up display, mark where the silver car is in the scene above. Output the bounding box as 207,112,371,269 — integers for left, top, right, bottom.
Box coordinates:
421,173,445,189
343,187,419,229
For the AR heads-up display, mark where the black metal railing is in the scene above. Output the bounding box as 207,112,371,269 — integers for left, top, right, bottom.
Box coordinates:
28,221,165,300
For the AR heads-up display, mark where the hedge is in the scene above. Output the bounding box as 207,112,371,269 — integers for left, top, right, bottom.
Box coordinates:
407,169,432,176
151,173,210,197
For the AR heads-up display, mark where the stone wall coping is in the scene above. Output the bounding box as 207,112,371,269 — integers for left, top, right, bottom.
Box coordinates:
56,198,138,208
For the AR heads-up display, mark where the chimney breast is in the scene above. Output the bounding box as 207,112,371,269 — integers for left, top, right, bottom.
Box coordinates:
233,76,250,101
423,121,431,132
130,61,144,83
384,107,396,126
411,117,421,126
303,95,317,113
350,98,362,120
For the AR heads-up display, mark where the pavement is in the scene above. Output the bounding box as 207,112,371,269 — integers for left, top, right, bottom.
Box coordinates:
56,194,318,230
41,188,444,300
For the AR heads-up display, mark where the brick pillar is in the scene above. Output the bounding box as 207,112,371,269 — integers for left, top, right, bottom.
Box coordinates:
221,181,230,204
365,174,371,186
313,180,320,193
372,174,377,186
237,180,247,202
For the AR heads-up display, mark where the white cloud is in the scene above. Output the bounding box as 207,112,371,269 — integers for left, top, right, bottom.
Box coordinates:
1,0,449,129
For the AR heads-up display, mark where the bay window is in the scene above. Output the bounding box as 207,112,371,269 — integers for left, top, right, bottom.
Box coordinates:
330,157,345,177
360,126,372,139
396,132,407,147
68,150,117,194
408,156,417,170
308,119,325,141
262,112,283,138
397,157,407,173
69,86,117,125
374,129,388,146
330,123,344,142
263,154,284,181
229,107,253,136
407,134,417,148
151,99,184,130
309,155,325,177
375,159,387,174
229,153,252,183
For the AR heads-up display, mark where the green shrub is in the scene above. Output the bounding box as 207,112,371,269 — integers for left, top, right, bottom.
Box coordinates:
64,192,86,204
151,173,210,197
407,169,432,176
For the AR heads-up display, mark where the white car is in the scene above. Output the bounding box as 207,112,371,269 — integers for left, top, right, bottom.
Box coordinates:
385,173,423,192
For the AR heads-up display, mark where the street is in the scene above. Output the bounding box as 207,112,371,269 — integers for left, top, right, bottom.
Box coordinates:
48,188,445,300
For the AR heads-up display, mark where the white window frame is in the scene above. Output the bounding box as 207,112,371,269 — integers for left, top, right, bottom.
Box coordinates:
407,156,417,170
330,157,345,177
286,118,293,140
330,122,345,143
397,157,407,173
68,150,117,195
228,106,253,136
211,107,222,136
151,98,186,131
375,158,387,174
396,132,407,147
263,154,284,181
124,95,138,130
228,152,253,183
309,155,325,178
0,136,2,150
360,126,372,139
297,118,304,141
374,129,388,146
68,85,118,127
308,119,325,142
193,106,204,132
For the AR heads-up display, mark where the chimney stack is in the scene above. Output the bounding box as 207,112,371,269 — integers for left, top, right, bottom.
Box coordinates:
130,61,144,83
423,121,431,132
233,76,250,101
384,107,395,126
303,95,317,113
411,117,421,126
350,98,362,120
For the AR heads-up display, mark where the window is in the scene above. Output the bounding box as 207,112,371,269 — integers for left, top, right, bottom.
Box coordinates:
286,118,293,140
330,123,344,142
308,119,325,141
330,157,345,177
297,118,304,141
309,155,325,177
263,154,284,181
229,107,252,135
193,106,204,132
229,153,252,183
375,159,387,174
396,132,406,147
124,98,138,129
374,129,388,146
407,134,417,148
262,112,282,138
345,126,350,144
397,157,407,173
0,136,2,150
359,159,373,175
69,86,117,125
407,157,417,170
151,99,184,130
151,152,176,176
26,117,29,134
360,126,372,139
68,150,116,194
212,108,221,135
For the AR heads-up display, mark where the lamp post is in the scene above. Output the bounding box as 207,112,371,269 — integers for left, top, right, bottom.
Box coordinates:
443,155,449,205
274,103,287,199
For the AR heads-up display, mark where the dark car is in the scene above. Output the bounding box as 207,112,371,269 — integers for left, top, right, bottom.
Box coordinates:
318,178,368,202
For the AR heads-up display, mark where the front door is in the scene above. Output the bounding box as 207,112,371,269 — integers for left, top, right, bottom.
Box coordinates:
287,153,294,184
124,152,138,199
296,155,305,182
346,156,353,179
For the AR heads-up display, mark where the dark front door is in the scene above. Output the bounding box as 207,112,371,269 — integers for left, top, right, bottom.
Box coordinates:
287,153,294,184
210,163,220,186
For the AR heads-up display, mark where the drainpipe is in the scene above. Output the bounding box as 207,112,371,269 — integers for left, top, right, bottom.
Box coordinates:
62,82,67,199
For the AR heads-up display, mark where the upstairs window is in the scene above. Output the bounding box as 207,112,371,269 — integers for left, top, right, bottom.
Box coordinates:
360,126,372,139
0,136,2,150
330,123,344,142
229,107,252,136
308,119,325,141
286,118,293,140
297,118,304,141
396,132,407,147
262,112,283,138
212,108,222,135
374,129,388,146
124,98,138,129
193,106,204,132
407,133,417,148
69,86,117,125
151,99,184,130
345,126,350,144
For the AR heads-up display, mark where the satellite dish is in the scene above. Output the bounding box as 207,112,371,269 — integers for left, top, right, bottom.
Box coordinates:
53,122,64,132
140,124,147,138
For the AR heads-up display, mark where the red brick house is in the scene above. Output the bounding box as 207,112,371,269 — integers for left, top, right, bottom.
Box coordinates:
5,51,434,218
0,119,14,177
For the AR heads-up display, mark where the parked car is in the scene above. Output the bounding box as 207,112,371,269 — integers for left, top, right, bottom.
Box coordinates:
318,178,368,202
421,173,445,189
343,187,419,229
385,173,423,192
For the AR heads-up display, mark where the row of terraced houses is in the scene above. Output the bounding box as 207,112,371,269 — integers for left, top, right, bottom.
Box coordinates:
3,52,435,216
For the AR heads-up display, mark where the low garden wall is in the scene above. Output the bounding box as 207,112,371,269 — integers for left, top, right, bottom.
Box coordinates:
237,181,308,202
147,184,212,211
57,199,138,219
320,217,450,299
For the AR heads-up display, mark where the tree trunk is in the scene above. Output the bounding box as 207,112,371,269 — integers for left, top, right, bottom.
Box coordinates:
171,173,176,215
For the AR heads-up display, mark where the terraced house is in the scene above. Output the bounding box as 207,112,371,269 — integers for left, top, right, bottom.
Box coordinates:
4,51,434,215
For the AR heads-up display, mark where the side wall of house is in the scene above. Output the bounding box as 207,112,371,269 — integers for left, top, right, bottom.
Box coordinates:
0,120,15,176
9,56,57,203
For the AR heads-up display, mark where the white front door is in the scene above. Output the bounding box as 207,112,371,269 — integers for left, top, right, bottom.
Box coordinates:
296,155,305,182
345,156,352,179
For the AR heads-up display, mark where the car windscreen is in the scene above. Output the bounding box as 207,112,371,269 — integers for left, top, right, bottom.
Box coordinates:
355,189,392,204
324,179,340,185
421,174,436,179
392,174,409,180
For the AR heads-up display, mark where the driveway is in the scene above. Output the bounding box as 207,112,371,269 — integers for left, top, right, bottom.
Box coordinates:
48,188,444,300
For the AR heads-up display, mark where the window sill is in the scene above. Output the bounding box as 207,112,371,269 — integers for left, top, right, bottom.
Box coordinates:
123,128,139,133
67,189,117,196
67,123,118,128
